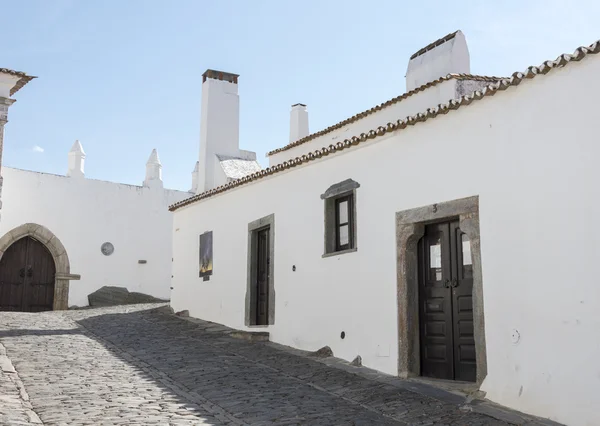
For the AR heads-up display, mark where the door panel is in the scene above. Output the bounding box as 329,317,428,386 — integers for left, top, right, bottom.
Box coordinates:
255,228,270,325
0,238,29,311
419,223,453,380
451,223,476,382
419,221,476,382
0,237,55,312
26,237,56,312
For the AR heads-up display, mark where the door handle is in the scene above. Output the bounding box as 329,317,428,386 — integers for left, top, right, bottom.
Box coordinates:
19,268,25,278
444,278,451,288
451,278,459,288
27,267,33,278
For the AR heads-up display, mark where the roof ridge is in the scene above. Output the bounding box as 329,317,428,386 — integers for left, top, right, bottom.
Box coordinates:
409,30,459,60
266,73,506,157
170,39,600,212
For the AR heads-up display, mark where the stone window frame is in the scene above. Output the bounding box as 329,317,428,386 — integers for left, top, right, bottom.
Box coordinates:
395,195,487,385
0,223,80,310
321,179,359,258
245,213,275,327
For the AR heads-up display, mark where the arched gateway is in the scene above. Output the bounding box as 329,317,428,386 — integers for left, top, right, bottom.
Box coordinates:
0,224,80,311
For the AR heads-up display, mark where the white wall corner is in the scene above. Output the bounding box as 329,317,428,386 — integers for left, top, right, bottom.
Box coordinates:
67,140,86,178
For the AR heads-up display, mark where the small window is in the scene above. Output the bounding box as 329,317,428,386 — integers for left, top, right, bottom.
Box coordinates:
335,195,353,251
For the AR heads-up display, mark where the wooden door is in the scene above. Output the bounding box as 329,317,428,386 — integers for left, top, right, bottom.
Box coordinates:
418,221,476,382
255,227,270,325
0,237,55,312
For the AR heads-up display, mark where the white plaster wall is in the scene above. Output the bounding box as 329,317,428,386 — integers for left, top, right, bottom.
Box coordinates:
0,168,190,307
268,79,457,166
0,74,21,98
172,54,600,426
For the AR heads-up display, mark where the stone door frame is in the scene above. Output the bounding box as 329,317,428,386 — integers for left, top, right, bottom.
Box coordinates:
395,195,487,385
0,223,80,310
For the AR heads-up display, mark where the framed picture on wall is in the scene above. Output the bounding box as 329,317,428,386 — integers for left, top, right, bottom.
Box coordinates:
199,231,213,278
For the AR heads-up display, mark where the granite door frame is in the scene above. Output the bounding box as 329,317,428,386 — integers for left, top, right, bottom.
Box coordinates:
395,196,487,385
0,223,80,310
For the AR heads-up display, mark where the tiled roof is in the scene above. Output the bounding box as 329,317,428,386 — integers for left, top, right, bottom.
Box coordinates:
265,73,505,157
169,39,600,212
0,68,36,96
410,31,458,60
218,155,262,180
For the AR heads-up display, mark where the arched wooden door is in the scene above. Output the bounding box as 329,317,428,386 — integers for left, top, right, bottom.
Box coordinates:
0,237,56,312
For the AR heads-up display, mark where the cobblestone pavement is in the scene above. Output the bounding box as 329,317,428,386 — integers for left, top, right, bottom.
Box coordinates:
0,304,550,425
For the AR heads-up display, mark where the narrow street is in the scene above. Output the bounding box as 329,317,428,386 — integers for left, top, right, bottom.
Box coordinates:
0,304,551,425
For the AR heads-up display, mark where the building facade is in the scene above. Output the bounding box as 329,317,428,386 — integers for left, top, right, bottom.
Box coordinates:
170,32,600,426
0,133,190,309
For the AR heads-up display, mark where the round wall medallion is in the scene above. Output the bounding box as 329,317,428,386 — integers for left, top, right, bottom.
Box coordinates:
101,242,114,256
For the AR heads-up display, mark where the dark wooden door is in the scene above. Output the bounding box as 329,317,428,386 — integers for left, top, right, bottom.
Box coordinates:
0,237,55,312
418,221,476,382
255,227,270,325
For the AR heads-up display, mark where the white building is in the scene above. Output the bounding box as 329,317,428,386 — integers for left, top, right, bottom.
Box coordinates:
0,68,192,309
169,31,600,426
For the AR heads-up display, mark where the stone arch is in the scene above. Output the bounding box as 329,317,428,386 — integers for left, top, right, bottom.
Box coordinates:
0,223,80,310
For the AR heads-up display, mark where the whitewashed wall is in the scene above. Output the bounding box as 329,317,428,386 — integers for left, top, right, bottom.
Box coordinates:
0,168,190,307
172,53,600,426
268,79,457,166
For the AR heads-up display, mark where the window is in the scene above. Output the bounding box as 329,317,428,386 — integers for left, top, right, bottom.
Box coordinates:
321,179,359,256
334,195,353,251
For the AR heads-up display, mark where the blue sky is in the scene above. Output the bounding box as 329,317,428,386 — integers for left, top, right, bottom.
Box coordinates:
2,0,598,190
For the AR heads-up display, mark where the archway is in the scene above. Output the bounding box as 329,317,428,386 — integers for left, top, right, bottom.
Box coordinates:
0,223,80,310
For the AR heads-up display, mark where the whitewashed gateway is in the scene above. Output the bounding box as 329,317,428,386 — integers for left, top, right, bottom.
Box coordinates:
0,69,191,309
170,31,600,426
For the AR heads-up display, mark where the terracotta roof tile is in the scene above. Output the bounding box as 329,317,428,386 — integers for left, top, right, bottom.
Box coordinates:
0,68,36,96
170,39,600,212
265,73,505,157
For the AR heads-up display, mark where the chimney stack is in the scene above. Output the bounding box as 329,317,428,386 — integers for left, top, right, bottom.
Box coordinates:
197,69,240,192
289,103,309,143
144,148,163,188
405,30,470,92
67,140,85,178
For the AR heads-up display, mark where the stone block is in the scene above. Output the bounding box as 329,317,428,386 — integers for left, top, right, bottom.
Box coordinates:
88,286,167,307
310,346,333,358
88,286,130,307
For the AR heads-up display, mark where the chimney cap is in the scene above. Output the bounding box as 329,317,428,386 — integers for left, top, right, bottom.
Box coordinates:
202,69,239,84
69,140,85,155
291,103,307,108
147,148,161,165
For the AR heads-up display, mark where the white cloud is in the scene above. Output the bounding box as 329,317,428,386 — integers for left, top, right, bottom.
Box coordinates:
31,145,44,153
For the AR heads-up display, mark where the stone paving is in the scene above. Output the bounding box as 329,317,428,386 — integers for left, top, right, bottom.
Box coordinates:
0,304,554,425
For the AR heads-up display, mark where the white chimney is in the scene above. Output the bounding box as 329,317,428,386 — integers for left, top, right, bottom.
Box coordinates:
406,30,470,92
191,161,199,193
289,103,309,143
144,148,163,188
67,140,85,178
198,70,240,193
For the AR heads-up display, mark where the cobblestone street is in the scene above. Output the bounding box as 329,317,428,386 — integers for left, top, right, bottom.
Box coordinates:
0,304,554,425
